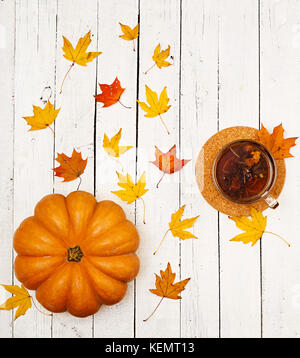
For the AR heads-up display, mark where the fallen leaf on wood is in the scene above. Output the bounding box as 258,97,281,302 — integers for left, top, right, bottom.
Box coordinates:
119,23,139,51
0,284,32,320
23,101,60,133
258,124,297,159
151,145,190,187
0,284,52,320
229,207,290,247
103,128,133,157
137,85,171,134
94,77,130,108
112,171,148,223
60,30,101,93
54,149,87,190
145,44,171,74
144,262,190,321
154,205,199,255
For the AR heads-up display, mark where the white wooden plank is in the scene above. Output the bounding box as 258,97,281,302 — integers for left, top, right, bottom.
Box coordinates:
52,0,98,338
260,0,300,338
0,0,15,338
13,0,57,338
135,0,181,338
180,0,220,338
93,0,139,338
218,0,261,337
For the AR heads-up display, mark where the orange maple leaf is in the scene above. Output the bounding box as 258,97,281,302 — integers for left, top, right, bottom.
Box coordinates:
144,262,190,321
151,145,190,187
53,149,87,189
258,124,297,159
94,77,130,109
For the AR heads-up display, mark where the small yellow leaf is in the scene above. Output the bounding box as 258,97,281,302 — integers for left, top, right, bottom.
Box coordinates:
112,172,148,223
138,85,171,118
154,205,199,255
119,23,139,41
62,30,101,66
152,44,171,69
229,207,267,246
137,85,171,134
0,284,32,320
112,171,148,204
103,129,133,157
229,207,290,247
169,205,199,240
23,101,60,131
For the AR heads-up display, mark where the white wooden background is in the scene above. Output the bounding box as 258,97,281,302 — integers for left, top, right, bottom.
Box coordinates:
0,0,300,338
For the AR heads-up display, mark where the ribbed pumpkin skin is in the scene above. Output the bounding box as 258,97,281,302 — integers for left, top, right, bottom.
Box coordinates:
13,191,140,318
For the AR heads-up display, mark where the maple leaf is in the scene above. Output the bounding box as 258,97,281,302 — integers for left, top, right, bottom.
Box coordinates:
145,44,172,74
94,77,130,109
112,171,148,223
258,124,298,159
103,128,133,157
60,30,101,93
144,262,190,321
0,284,32,320
119,23,139,51
229,207,290,247
53,149,87,190
154,205,199,255
23,101,60,133
151,145,190,187
137,85,171,134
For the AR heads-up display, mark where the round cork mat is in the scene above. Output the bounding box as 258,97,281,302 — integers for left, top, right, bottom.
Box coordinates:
195,126,286,216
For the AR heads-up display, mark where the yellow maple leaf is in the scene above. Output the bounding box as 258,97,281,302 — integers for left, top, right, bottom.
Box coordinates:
103,129,133,157
112,172,148,223
137,85,171,135
60,30,101,93
62,30,101,66
154,205,199,255
229,207,290,247
23,101,60,132
144,262,190,321
145,44,171,74
119,23,139,51
0,284,32,320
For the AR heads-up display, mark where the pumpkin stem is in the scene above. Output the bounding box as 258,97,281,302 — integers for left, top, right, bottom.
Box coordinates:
68,245,84,262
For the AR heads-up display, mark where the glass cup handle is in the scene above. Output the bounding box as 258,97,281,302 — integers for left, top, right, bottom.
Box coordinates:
263,193,279,209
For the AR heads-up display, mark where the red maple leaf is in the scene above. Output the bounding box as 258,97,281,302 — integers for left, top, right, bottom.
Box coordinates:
94,77,130,108
151,145,190,187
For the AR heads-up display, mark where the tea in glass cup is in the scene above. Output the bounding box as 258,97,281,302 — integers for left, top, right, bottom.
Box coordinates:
212,140,279,208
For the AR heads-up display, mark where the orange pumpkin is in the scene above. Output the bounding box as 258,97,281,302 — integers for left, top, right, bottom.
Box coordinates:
13,191,140,318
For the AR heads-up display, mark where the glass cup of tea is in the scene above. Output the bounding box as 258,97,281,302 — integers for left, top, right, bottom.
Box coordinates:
212,139,279,208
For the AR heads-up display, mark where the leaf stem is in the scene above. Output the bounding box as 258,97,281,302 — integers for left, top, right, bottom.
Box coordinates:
132,39,135,52
159,115,170,135
60,62,75,94
153,229,170,255
139,197,146,224
143,297,164,322
48,126,55,137
118,100,131,109
77,176,82,191
144,63,156,75
30,296,52,317
156,172,166,188
264,231,290,247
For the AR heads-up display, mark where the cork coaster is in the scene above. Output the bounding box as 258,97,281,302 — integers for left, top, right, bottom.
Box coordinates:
195,126,286,216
